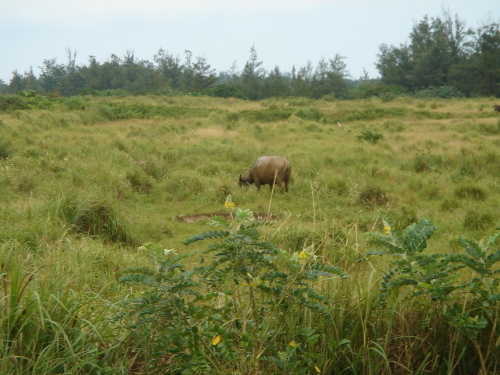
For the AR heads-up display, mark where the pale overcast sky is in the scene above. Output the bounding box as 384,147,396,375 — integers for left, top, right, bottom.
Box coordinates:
1,0,498,83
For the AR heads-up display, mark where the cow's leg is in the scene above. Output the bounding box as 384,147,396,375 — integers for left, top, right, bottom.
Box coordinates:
275,177,284,194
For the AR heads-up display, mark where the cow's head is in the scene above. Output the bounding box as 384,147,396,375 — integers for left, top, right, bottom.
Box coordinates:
239,174,251,188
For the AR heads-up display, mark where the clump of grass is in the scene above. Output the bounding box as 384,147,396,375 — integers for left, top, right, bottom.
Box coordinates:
393,205,418,228
126,169,154,193
273,225,326,252
359,185,389,207
454,185,487,201
14,173,36,194
440,198,461,211
0,247,118,375
477,121,500,135
357,129,384,144
458,163,477,177
462,209,495,231
161,171,207,200
326,178,350,196
50,194,137,245
0,139,14,159
413,153,445,173
294,107,323,121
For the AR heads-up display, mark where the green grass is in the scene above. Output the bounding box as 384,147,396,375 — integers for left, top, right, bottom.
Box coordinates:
0,95,499,374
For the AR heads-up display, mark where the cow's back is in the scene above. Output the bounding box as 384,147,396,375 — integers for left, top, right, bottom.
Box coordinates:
253,156,290,180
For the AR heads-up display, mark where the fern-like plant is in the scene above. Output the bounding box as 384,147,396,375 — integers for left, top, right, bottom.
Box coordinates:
361,218,500,373
114,208,345,375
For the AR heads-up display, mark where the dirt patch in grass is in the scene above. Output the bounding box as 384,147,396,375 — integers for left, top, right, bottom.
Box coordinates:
175,212,279,223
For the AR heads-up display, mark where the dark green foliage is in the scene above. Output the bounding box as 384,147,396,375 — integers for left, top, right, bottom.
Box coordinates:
357,129,384,144
204,84,246,99
451,234,500,277
348,82,408,99
0,95,27,111
376,13,500,97
335,106,409,122
294,107,323,121
115,211,345,374
0,92,65,111
363,219,500,353
182,230,231,245
413,85,464,98
240,108,293,122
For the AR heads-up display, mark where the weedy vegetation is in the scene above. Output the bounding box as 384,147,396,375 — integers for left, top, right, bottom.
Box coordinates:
0,94,499,374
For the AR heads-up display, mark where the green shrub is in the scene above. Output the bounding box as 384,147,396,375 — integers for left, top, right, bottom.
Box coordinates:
0,95,27,111
240,108,293,122
357,129,384,144
64,96,86,110
115,209,345,374
413,86,464,99
204,84,246,99
361,219,500,373
294,107,322,121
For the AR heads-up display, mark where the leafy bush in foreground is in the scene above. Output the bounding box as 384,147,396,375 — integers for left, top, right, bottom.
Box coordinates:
114,207,345,374
114,204,500,374
361,218,500,374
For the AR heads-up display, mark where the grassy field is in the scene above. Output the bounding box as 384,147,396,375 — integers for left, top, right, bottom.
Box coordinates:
1,94,499,374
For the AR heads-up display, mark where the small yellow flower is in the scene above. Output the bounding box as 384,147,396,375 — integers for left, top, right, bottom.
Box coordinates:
224,201,235,209
224,195,235,210
298,250,309,260
314,365,321,373
289,340,297,348
212,335,221,346
383,226,392,235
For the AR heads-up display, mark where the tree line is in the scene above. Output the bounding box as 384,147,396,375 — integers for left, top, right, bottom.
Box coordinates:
1,12,499,100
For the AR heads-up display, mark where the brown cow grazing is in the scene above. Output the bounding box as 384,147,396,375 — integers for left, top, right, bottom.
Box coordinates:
239,156,291,194
493,105,500,112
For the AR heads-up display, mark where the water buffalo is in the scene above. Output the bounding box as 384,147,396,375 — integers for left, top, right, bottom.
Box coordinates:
239,156,291,194
494,104,500,112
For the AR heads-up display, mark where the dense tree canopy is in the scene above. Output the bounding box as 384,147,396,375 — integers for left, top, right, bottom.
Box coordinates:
1,13,499,99
376,13,500,97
